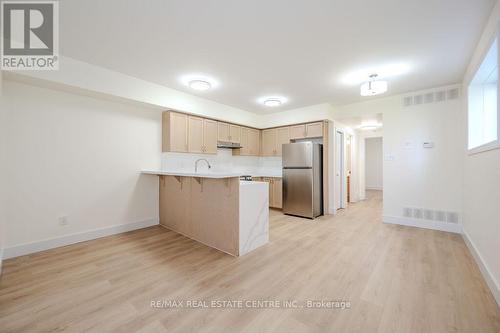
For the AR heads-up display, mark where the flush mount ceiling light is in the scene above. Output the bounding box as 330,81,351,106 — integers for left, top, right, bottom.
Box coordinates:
188,79,211,91
181,74,218,91
359,121,382,130
264,98,282,107
258,96,287,107
360,74,388,96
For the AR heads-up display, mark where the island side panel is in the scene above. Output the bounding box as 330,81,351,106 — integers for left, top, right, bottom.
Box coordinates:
159,176,239,256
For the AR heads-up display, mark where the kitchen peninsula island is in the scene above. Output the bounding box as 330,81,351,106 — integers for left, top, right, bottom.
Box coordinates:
142,171,269,256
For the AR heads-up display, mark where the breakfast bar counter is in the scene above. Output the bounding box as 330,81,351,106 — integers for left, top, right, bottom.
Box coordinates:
143,171,269,256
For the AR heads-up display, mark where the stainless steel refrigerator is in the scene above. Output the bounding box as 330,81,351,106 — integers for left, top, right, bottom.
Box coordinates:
282,142,323,219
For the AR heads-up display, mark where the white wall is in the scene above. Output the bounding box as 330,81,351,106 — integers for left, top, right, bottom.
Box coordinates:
461,0,500,305
8,56,261,127
0,69,5,272
258,103,335,128
365,137,383,190
3,80,161,257
335,87,463,233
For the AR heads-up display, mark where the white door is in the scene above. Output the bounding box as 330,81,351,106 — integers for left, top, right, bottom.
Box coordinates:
335,131,344,210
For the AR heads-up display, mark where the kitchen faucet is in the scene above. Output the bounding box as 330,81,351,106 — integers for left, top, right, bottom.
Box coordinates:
195,158,212,173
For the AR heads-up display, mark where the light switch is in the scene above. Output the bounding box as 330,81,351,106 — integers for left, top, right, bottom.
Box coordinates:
423,142,435,148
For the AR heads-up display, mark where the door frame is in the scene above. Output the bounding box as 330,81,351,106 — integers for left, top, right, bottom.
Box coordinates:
335,129,346,210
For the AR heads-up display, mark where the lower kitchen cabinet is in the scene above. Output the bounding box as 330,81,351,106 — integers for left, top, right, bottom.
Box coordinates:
260,177,282,209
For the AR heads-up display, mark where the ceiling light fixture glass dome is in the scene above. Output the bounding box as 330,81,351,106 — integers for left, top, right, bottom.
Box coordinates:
360,74,388,96
263,98,283,107
188,79,212,91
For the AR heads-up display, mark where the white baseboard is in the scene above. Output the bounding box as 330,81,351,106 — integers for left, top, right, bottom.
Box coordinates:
462,230,500,307
383,215,462,234
0,247,3,276
4,218,159,259
366,187,383,191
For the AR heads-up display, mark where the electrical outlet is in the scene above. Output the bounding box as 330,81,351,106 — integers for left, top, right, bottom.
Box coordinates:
58,216,69,226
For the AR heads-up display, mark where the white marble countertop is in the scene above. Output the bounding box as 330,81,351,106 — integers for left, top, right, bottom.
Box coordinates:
141,170,242,178
142,170,282,179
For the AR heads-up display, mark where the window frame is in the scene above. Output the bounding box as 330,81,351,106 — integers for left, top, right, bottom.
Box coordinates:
467,29,500,155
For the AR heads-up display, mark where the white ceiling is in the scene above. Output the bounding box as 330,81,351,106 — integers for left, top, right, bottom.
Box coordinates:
60,0,494,114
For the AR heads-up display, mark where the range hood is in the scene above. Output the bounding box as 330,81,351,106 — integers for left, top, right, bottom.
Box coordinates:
217,141,243,149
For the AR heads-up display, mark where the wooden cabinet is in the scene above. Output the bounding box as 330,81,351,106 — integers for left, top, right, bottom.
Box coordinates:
273,178,282,209
248,128,260,155
218,122,230,142
262,129,276,156
229,125,241,143
261,177,282,209
203,119,218,154
306,122,323,138
289,122,324,139
276,127,290,156
160,176,239,255
188,116,204,153
163,111,188,152
188,117,217,154
290,124,306,140
261,127,290,156
218,123,241,143
238,127,260,156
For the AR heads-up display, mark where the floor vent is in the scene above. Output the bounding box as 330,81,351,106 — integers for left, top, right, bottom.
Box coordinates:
403,207,459,224
403,87,460,107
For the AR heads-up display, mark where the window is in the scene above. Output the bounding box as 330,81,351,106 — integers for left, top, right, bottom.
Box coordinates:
468,38,499,153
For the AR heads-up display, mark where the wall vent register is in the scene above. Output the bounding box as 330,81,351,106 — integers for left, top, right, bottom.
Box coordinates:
403,88,460,107
403,207,459,224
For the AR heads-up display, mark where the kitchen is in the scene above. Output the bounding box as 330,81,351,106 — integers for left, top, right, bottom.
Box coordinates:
143,111,330,255
1,1,499,332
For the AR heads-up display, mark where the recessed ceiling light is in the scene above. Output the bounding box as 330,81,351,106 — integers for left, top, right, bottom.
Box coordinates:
360,74,388,96
259,96,287,107
188,79,211,91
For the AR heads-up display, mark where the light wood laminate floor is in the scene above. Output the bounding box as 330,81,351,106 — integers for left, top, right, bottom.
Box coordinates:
1,191,499,332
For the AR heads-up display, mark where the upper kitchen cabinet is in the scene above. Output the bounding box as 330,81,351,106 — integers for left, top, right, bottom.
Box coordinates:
262,129,277,156
163,111,188,152
306,122,323,138
218,122,230,142
188,116,204,153
276,127,290,156
202,119,218,154
229,125,241,143
218,122,241,143
289,122,324,139
237,127,260,156
262,127,290,156
290,124,306,140
186,116,217,154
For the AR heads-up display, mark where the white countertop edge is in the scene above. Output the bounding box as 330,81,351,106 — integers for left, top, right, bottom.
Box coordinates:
141,170,282,179
141,170,242,178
